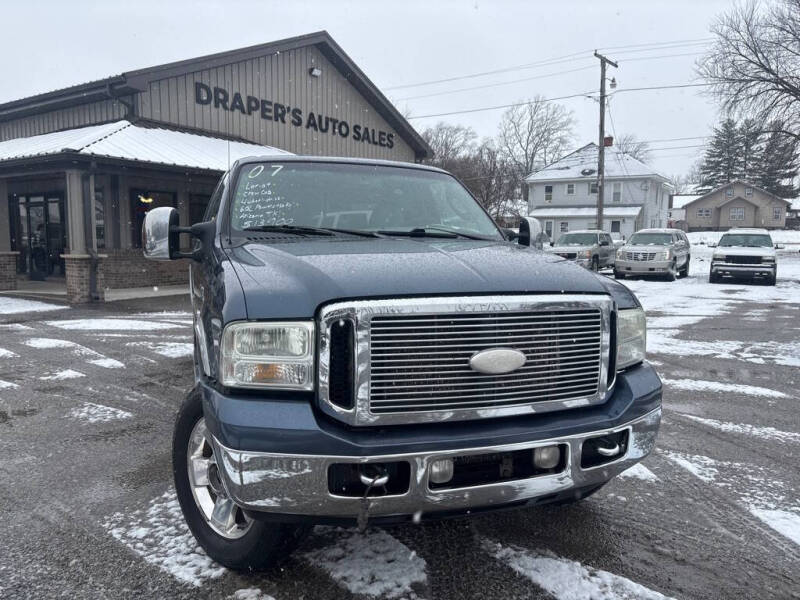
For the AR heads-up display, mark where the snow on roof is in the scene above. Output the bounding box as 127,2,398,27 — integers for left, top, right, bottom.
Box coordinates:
525,143,667,183
529,206,643,218
0,120,290,170
671,194,701,208
790,197,800,211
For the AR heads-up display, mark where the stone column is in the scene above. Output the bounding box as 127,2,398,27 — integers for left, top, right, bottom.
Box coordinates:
0,178,10,252
63,254,107,303
65,170,86,254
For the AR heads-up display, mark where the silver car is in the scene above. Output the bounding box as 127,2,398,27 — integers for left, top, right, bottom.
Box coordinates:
549,230,616,271
614,229,691,281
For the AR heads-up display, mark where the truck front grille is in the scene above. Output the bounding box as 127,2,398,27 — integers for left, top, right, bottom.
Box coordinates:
624,251,657,261
368,310,602,414
318,295,613,426
726,255,761,264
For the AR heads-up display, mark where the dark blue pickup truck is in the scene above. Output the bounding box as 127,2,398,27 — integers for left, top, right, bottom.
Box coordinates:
142,156,661,570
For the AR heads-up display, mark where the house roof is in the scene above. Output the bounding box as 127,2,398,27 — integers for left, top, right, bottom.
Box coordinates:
525,143,669,183
682,180,791,208
0,120,290,171
671,194,701,209
0,31,432,159
529,205,643,218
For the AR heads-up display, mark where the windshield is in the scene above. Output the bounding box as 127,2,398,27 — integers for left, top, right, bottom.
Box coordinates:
229,162,502,239
628,233,673,245
718,234,773,248
555,233,597,246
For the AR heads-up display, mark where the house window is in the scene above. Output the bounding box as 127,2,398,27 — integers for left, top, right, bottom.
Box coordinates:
773,206,782,220
612,182,621,202
611,220,621,233
696,208,711,218
544,185,553,203
588,182,598,194
566,183,575,195
745,187,753,197
559,222,569,233
730,207,745,221
726,188,734,198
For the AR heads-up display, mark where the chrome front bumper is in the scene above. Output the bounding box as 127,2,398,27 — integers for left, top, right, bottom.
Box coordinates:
213,407,661,519
615,259,672,273
711,262,775,276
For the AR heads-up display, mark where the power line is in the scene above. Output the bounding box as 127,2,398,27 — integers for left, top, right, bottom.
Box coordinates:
611,82,712,94
406,91,598,119
384,37,712,91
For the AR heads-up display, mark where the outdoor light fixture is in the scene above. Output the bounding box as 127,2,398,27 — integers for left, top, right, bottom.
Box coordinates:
138,195,154,204
308,67,322,78
610,77,617,89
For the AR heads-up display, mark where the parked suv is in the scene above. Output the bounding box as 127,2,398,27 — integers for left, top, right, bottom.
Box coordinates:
710,228,780,285
548,230,616,271
614,228,691,281
142,157,661,571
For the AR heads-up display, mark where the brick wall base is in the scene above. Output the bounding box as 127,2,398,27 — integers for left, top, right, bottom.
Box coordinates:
0,252,19,291
101,249,189,289
64,255,106,304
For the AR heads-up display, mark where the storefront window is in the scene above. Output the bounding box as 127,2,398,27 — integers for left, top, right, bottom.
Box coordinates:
130,190,177,248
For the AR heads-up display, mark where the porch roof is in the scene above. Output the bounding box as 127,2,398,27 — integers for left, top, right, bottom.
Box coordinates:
0,120,290,172
529,205,643,218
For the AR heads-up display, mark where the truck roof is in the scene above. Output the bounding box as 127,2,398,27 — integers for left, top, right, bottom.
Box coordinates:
724,228,771,235
231,155,449,175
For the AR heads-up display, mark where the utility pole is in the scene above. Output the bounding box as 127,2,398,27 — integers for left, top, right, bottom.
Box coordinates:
594,51,618,231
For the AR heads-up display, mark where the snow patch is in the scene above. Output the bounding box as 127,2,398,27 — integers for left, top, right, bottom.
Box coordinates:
749,508,800,546
617,463,658,482
88,357,125,369
0,347,18,358
0,296,67,315
681,414,800,444
662,451,718,482
303,527,427,599
0,379,19,389
662,378,787,398
40,369,85,381
24,337,123,368
484,540,674,599
45,318,184,331
229,589,276,600
69,402,132,423
104,489,225,586
125,341,194,358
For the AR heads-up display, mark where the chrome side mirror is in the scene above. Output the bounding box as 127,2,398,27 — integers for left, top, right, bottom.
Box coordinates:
142,206,180,260
518,217,544,249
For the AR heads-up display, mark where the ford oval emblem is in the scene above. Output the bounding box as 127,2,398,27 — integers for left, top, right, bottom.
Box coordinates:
469,348,527,375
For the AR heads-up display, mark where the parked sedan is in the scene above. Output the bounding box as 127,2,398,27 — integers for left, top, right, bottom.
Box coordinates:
614,229,691,281
548,230,616,271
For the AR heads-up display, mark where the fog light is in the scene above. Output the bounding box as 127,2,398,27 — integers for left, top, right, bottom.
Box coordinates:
533,445,560,469
429,458,454,484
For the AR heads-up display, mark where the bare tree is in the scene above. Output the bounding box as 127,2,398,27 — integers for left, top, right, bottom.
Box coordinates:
420,122,477,170
459,140,520,220
497,97,575,201
614,134,652,163
699,0,800,140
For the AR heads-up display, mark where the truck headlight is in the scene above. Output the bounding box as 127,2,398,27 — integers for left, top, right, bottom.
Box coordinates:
762,256,775,263
616,249,626,259
712,253,724,261
220,321,314,390
658,249,671,261
583,250,593,259
617,308,646,370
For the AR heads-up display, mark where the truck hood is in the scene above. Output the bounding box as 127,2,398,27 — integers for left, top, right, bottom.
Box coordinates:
226,238,619,319
714,246,776,258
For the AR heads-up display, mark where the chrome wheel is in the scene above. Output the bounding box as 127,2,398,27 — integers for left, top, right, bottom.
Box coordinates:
187,418,253,539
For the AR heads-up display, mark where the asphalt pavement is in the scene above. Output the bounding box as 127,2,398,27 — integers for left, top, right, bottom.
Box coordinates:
0,267,798,599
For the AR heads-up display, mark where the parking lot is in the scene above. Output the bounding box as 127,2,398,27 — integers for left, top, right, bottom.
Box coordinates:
0,239,798,600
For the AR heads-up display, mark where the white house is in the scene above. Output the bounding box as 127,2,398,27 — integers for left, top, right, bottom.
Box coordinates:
524,143,673,241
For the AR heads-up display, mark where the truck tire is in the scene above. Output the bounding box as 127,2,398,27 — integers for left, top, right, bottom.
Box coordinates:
664,261,677,282
173,388,310,571
709,272,719,284
591,256,599,272
680,257,690,278
613,270,624,280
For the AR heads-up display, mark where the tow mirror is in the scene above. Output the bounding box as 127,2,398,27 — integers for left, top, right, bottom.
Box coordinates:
142,206,214,261
518,217,544,249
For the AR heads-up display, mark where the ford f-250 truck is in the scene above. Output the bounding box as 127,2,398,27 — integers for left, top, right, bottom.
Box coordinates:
142,156,661,570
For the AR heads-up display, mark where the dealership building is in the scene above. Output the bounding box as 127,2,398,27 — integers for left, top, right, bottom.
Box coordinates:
0,31,431,302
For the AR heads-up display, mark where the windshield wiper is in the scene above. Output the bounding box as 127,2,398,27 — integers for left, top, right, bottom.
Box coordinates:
243,225,381,238
377,227,490,240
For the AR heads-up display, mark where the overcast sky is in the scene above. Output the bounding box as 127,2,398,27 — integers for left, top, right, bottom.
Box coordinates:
0,0,736,177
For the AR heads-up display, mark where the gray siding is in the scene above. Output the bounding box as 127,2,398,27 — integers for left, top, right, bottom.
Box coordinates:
0,98,128,141
135,46,414,161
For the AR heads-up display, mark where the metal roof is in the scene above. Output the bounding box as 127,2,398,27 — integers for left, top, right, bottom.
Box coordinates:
525,143,668,183
0,31,432,159
529,206,643,218
0,120,289,171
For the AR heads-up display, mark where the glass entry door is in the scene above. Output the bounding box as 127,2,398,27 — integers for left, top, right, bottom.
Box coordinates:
9,194,66,277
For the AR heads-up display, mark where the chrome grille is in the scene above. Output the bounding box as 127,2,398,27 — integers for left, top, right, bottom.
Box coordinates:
726,255,761,265
624,251,657,261
318,295,612,426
